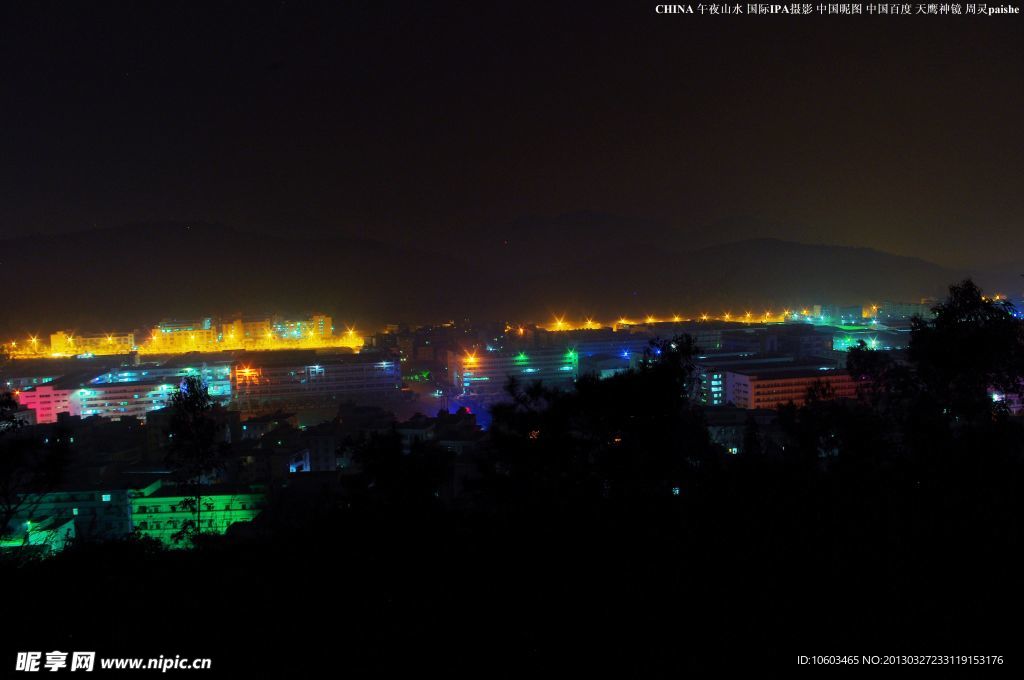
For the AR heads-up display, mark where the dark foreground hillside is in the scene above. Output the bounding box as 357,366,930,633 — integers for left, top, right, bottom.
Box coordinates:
5,478,1022,677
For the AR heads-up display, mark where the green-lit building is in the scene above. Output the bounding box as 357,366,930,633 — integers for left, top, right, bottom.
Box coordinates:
0,515,76,554
130,480,265,546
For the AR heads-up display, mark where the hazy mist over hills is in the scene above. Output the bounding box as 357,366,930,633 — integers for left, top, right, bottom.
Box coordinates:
2,214,1018,337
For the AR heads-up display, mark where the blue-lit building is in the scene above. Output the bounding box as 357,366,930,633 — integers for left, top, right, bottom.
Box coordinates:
73,378,176,420
448,347,578,404
231,350,402,416
92,356,234,402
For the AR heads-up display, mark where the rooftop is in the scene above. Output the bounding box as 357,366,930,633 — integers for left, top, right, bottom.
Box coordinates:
728,366,850,380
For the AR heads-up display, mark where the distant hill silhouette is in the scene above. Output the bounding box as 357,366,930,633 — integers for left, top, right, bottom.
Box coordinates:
0,219,969,336
458,211,962,316
0,223,491,335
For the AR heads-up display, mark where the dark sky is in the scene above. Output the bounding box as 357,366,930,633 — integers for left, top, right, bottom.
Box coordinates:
1,0,1020,267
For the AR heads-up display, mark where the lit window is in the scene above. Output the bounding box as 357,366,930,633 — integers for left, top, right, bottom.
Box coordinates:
101,494,111,502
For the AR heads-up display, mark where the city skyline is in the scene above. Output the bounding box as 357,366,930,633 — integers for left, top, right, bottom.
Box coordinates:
3,295,967,356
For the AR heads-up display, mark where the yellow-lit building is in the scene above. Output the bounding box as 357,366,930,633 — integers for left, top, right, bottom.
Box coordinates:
310,314,333,339
49,331,135,356
220,318,273,346
272,314,334,341
145,320,218,352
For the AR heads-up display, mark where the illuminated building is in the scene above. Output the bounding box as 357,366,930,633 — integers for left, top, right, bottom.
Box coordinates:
876,300,936,321
50,330,135,356
3,372,59,391
309,314,333,338
14,383,76,423
625,320,729,352
93,357,234,401
231,351,401,415
272,314,334,340
448,347,579,403
575,336,656,376
219,315,353,351
809,305,864,324
4,488,134,544
220,317,272,344
0,516,76,554
13,372,99,423
832,329,909,352
145,319,218,352
693,353,797,406
129,480,265,547
73,378,176,420
11,314,358,358
725,366,859,409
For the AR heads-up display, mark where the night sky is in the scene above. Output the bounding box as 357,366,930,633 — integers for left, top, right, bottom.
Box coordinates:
1,1,1021,267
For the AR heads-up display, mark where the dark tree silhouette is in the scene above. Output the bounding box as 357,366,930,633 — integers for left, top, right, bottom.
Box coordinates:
909,279,1024,423
164,376,227,544
488,335,714,504
0,392,69,544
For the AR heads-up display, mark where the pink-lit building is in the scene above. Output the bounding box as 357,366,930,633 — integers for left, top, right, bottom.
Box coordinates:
14,383,76,424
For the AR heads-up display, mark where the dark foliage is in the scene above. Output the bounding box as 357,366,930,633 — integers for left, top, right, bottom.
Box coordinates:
0,393,69,542
164,376,228,544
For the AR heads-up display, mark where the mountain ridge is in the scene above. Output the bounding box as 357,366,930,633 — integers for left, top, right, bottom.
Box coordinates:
0,219,982,336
